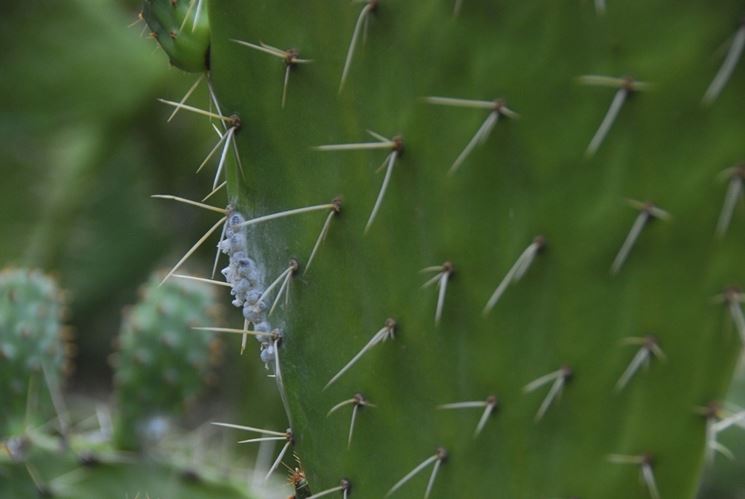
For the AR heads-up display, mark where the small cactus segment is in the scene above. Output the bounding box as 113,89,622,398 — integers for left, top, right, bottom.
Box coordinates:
143,0,210,72
0,269,68,437
112,273,220,449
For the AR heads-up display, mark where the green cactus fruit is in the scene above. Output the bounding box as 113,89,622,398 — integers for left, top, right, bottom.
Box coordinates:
151,0,745,497
0,268,69,437
112,272,221,449
143,0,210,72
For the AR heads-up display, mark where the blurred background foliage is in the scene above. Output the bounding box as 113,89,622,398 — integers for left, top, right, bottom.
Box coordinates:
0,0,742,497
0,0,284,460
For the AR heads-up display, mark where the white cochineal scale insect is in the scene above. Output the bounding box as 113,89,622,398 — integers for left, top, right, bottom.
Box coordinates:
218,208,277,367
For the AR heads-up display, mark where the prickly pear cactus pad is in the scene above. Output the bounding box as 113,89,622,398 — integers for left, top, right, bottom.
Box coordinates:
149,0,745,497
0,269,68,437
112,273,221,449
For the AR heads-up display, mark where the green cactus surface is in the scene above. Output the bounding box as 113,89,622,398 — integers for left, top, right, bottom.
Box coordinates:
143,0,210,72
0,269,69,437
112,272,221,449
150,0,745,497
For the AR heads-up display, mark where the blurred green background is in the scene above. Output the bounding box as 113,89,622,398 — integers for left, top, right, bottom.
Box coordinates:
0,0,742,497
